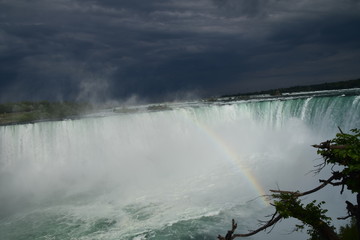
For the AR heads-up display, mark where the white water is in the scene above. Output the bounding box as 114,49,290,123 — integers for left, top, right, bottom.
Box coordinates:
0,93,359,239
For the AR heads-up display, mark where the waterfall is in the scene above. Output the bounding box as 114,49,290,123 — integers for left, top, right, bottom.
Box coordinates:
0,93,359,240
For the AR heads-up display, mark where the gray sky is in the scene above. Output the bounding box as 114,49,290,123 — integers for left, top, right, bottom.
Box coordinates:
1,0,360,103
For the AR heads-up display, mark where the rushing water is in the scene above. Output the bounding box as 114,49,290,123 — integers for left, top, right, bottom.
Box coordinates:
0,90,359,240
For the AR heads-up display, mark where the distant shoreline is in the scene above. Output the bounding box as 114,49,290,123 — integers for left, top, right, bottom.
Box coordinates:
0,101,93,126
220,78,360,98
1,78,359,126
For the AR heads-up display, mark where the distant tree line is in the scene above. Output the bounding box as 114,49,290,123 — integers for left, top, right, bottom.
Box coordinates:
0,101,93,125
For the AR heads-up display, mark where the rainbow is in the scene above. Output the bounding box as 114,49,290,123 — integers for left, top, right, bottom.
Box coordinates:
179,108,270,206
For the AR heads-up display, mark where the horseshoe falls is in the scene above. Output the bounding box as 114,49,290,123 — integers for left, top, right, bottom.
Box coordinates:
0,90,359,240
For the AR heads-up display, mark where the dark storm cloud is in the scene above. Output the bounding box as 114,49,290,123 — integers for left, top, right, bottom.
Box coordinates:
0,0,360,103
212,0,269,17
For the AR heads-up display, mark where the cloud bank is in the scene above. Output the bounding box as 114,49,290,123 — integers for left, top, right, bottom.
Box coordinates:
0,0,359,102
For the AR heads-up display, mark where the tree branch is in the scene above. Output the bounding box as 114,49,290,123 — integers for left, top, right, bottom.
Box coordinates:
337,215,352,220
270,173,342,197
218,213,282,239
218,219,238,240
312,142,348,150
232,215,283,238
219,173,342,239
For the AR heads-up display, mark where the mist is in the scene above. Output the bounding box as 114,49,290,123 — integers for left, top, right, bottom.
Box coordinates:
1,93,359,239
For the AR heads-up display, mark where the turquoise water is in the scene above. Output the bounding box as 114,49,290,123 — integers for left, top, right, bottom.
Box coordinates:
0,90,359,240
